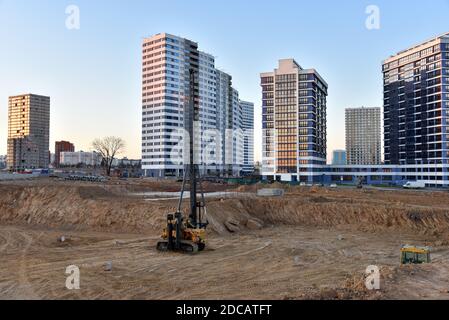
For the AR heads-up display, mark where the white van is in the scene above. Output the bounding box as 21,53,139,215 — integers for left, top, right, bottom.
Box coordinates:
403,181,426,189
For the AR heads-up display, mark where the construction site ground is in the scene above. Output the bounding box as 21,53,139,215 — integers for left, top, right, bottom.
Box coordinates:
1,178,449,300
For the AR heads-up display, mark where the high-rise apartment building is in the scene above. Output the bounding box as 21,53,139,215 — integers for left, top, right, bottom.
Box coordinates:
261,59,328,183
215,70,233,173
332,149,347,165
55,141,75,167
345,107,382,165
241,101,255,173
141,33,251,178
7,94,50,171
383,32,449,165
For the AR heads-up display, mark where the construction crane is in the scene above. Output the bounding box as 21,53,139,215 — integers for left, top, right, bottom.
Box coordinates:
156,69,209,254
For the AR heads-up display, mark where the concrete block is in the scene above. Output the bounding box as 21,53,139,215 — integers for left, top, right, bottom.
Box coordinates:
257,189,284,197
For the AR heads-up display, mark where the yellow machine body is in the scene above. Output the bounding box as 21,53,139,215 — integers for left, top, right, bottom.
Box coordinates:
400,245,431,264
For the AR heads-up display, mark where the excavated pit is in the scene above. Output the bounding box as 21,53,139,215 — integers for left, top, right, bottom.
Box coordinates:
2,179,449,300
1,182,449,237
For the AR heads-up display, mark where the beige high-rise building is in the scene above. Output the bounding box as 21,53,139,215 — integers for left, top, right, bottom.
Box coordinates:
7,94,50,171
345,107,381,165
261,59,328,183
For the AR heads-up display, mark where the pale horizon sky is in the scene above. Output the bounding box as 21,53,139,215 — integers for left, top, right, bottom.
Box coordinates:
1,0,449,162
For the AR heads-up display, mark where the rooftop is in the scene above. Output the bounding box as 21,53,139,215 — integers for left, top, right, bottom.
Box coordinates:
384,31,449,64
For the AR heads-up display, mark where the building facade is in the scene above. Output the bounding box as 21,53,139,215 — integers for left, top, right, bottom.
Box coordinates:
142,33,197,178
117,158,142,167
215,70,233,174
141,33,251,178
60,151,101,167
0,155,6,169
345,107,381,165
383,32,449,165
261,59,328,183
55,141,75,167
241,101,255,174
322,163,448,187
261,34,449,188
227,89,245,176
332,150,347,165
7,94,50,171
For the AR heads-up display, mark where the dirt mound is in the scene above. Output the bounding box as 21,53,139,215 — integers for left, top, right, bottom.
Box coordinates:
1,184,449,236
0,185,169,233
235,197,449,235
0,184,254,235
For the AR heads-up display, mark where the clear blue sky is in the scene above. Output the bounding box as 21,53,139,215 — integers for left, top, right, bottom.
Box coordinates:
1,0,449,161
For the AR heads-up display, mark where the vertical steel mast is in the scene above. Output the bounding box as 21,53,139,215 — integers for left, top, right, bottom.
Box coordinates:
156,68,208,254
188,69,198,228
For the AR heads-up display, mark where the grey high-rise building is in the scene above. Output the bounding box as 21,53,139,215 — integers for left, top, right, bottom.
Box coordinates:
7,94,50,171
240,101,254,173
345,107,381,165
383,32,449,165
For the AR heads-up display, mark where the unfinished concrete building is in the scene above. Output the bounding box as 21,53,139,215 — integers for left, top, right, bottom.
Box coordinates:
345,107,382,165
7,94,50,171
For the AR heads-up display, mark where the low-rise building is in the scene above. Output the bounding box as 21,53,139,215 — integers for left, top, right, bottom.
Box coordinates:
55,141,75,167
60,151,101,167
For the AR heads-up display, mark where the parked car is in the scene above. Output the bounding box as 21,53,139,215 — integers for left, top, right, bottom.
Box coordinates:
403,181,426,189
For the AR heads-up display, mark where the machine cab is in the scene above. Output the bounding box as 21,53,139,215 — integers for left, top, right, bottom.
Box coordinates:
401,245,431,264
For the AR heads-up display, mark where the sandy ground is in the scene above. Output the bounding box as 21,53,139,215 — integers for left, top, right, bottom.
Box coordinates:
1,178,449,300
1,225,449,300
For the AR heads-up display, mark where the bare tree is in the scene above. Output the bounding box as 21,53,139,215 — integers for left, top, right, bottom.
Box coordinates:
92,137,125,176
